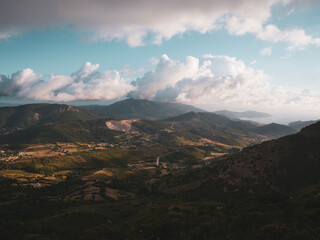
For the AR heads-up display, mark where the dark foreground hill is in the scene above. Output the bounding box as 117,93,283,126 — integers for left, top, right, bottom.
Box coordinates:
205,121,320,192
86,98,205,119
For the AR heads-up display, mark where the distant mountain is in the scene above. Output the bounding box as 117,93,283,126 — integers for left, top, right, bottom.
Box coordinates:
288,120,319,131
0,103,99,129
86,98,205,120
215,110,271,119
252,122,297,138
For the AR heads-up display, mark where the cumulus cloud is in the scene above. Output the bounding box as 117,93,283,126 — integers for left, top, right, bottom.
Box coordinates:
129,55,320,108
130,55,201,99
1,55,320,109
259,47,272,56
0,62,135,101
0,0,319,49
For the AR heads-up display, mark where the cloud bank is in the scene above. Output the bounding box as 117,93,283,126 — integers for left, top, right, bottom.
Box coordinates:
0,0,319,49
0,62,135,101
130,55,320,109
1,55,320,110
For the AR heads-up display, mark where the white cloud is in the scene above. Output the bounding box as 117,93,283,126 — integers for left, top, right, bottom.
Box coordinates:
130,54,320,109
1,55,320,110
0,0,319,49
130,55,201,99
259,47,272,56
0,62,135,101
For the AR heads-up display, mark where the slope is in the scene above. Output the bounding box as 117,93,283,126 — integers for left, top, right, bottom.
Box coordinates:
252,122,297,138
188,121,320,195
0,103,99,129
0,119,121,144
0,111,278,147
288,120,319,131
161,112,267,146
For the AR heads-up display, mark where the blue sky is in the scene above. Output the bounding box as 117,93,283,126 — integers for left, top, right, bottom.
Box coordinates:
0,0,320,121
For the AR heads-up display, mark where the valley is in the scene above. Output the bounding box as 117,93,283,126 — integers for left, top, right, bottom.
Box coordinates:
0,99,319,239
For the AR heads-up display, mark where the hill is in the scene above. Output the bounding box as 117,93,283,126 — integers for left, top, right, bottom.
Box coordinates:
0,103,99,130
208,121,320,192
1,114,320,239
1,118,320,239
288,120,319,131
161,112,269,146
1,111,287,147
0,119,121,144
215,110,271,119
86,98,205,120
252,122,297,138
165,111,258,131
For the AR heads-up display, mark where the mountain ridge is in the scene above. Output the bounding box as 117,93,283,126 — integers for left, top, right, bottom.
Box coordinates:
252,122,297,138
288,120,319,131
86,98,206,120
0,103,99,130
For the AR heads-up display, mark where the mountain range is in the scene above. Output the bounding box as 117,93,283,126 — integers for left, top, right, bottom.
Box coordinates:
0,106,297,147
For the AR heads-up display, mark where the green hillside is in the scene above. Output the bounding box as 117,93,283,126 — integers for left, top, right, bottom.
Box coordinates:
0,111,270,147
162,112,265,146
0,119,121,144
0,103,99,129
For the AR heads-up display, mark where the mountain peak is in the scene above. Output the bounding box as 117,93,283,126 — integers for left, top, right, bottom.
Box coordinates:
86,98,205,120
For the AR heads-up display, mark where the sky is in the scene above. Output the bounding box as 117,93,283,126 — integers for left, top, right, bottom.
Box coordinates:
0,0,320,122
